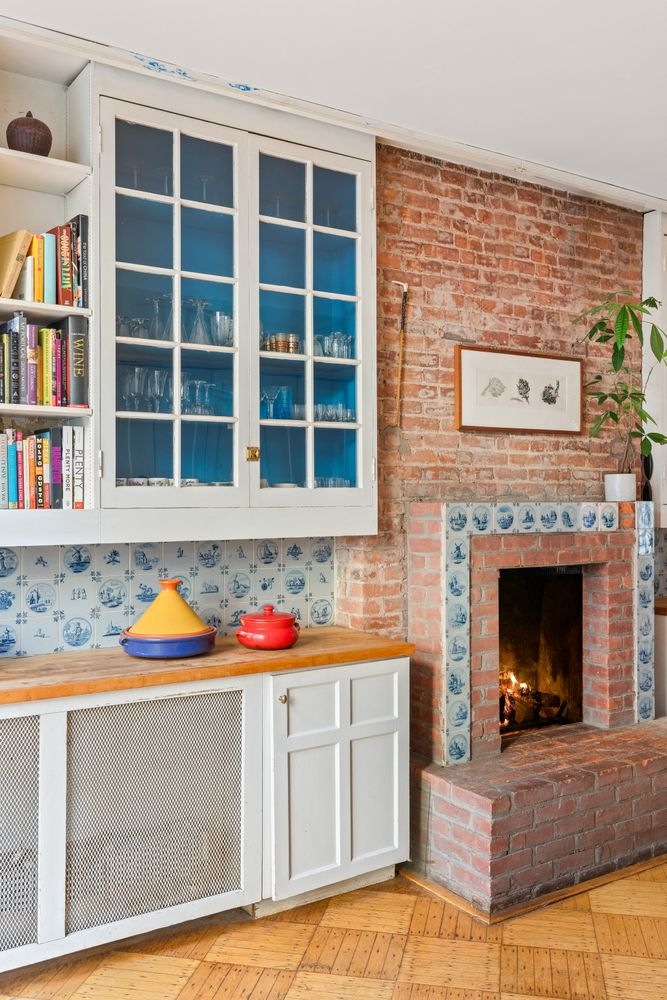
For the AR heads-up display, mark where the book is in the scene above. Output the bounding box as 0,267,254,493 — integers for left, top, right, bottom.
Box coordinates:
54,331,62,407
34,433,44,508
16,432,24,509
68,215,89,309
7,432,17,509
50,426,62,509
7,318,21,405
73,425,84,509
27,325,38,405
41,430,51,509
62,425,73,510
42,232,56,305
2,333,8,404
61,316,88,406
29,235,44,302
38,327,52,406
48,224,73,307
13,256,34,302
0,433,7,509
27,434,36,509
22,431,30,508
18,315,27,405
0,230,32,298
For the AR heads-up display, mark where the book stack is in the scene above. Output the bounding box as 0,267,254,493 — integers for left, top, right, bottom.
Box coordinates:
0,216,88,307
0,425,85,509
0,313,89,407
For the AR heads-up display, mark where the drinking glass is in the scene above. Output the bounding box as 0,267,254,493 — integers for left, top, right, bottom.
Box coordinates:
274,386,293,420
144,368,170,412
187,298,211,345
130,317,149,339
146,297,165,340
211,311,233,346
261,386,280,420
119,366,146,410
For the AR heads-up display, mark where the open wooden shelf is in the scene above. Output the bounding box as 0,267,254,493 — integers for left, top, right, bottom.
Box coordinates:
0,298,91,323
0,146,91,195
0,403,91,418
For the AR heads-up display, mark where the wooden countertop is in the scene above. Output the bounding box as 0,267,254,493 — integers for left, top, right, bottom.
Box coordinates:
0,627,414,705
655,598,667,616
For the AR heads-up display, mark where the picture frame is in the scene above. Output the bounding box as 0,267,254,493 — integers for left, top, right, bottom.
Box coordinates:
454,345,583,434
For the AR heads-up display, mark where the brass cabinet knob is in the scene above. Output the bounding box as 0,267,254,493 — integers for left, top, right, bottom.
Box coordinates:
278,694,288,704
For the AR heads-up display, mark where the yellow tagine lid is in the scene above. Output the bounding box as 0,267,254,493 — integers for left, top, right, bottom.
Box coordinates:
128,578,209,638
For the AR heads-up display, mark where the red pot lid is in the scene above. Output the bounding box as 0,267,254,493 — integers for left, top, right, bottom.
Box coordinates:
239,604,297,629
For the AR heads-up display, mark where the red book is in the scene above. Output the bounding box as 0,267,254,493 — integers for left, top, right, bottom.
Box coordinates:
47,225,73,306
16,432,24,509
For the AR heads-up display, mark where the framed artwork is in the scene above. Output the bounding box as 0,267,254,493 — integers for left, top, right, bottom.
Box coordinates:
454,345,582,433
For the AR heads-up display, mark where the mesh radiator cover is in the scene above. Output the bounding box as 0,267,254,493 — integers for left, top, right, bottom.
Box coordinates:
66,688,245,934
0,715,40,953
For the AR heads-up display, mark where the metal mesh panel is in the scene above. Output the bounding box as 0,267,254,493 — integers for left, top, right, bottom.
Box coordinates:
66,690,244,934
0,715,40,952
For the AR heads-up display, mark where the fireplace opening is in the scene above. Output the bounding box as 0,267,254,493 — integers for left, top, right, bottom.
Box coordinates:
499,565,583,736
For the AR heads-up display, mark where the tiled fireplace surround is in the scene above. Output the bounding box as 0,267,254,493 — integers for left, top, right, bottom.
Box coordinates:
407,500,667,913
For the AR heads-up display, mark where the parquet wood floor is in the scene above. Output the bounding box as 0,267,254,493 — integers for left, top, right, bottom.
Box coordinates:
2,864,667,1000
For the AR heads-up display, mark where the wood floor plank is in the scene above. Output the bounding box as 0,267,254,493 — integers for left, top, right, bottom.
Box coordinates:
499,946,518,995
549,949,571,1000
347,931,377,978
408,899,431,936
589,882,667,919
330,930,362,976
174,961,225,1000
285,971,395,999
503,912,598,953
321,892,417,935
639,917,667,959
531,947,553,997
266,971,295,1000
516,947,534,996
206,922,314,970
582,953,607,1000
397,938,500,992
600,954,667,999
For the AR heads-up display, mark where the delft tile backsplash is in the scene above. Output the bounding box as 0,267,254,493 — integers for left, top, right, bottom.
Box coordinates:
0,537,335,657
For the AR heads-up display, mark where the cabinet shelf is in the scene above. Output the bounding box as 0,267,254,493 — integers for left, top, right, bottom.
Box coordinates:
0,299,92,324
0,404,92,418
0,146,91,195
0,508,98,546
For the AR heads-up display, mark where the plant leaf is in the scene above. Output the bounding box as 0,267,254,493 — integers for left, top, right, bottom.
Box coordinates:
614,306,629,347
612,342,624,372
650,324,664,361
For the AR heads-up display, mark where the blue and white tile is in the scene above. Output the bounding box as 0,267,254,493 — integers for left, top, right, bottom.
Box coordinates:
637,556,654,587
255,538,280,568
637,666,655,695
225,604,250,630
309,537,333,567
493,503,517,534
580,503,598,531
162,541,195,578
470,503,492,534
308,564,333,601
637,610,654,641
226,564,253,603
60,615,94,651
195,566,224,604
310,595,334,626
517,503,538,532
637,501,655,534
22,616,58,656
598,502,618,531
95,610,129,647
637,693,655,722
280,598,308,628
446,570,469,601
446,599,468,632
196,605,226,637
282,538,308,566
446,731,470,764
446,535,469,568
0,622,19,657
446,664,469,697
447,696,470,730
0,581,20,619
637,640,654,667
559,503,580,532
62,544,94,577
130,542,162,576
538,504,559,531
129,572,162,610
95,543,130,575
446,632,469,666
256,567,281,603
23,579,59,619
96,576,129,614
446,504,470,535
637,585,654,611
24,545,59,576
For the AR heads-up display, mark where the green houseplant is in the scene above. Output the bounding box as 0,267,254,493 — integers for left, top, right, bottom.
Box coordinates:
577,293,667,501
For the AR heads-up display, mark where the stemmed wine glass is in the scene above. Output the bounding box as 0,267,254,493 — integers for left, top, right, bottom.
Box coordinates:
186,298,211,345
261,386,280,420
144,369,170,413
146,297,165,340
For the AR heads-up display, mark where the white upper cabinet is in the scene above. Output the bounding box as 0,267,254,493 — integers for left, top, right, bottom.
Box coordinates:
0,26,377,546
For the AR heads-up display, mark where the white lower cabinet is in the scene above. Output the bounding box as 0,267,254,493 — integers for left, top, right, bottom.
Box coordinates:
267,657,409,900
0,655,409,973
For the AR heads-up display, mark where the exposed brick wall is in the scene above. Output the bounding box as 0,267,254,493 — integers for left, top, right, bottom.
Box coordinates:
337,145,644,641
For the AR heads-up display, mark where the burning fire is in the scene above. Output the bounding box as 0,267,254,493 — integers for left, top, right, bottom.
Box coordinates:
500,669,566,732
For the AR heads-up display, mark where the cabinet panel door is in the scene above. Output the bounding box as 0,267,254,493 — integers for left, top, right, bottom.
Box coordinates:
249,135,376,512
269,658,408,900
100,98,250,509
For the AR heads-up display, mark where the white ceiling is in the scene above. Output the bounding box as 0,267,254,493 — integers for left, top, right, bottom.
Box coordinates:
2,0,666,199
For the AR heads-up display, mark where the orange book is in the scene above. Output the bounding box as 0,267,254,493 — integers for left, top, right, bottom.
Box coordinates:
27,435,36,509
28,235,44,302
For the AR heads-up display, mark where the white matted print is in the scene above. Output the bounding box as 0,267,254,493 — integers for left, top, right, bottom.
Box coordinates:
454,345,582,433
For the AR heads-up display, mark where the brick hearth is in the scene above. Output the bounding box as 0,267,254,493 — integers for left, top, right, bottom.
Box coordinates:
410,720,667,913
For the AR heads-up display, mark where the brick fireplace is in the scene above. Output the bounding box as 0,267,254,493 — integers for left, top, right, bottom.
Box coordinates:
406,499,667,913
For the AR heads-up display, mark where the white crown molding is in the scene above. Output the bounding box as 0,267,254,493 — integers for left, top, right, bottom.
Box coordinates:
1,13,665,214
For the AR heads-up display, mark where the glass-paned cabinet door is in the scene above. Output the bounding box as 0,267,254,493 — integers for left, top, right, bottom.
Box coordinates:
100,99,249,508
250,136,375,507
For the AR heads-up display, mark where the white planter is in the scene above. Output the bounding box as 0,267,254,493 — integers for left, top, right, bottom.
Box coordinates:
604,473,637,502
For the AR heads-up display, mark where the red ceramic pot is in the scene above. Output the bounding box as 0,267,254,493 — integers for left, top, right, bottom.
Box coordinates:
236,604,300,650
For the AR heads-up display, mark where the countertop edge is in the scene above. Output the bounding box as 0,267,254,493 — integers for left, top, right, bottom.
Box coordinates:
0,628,415,705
